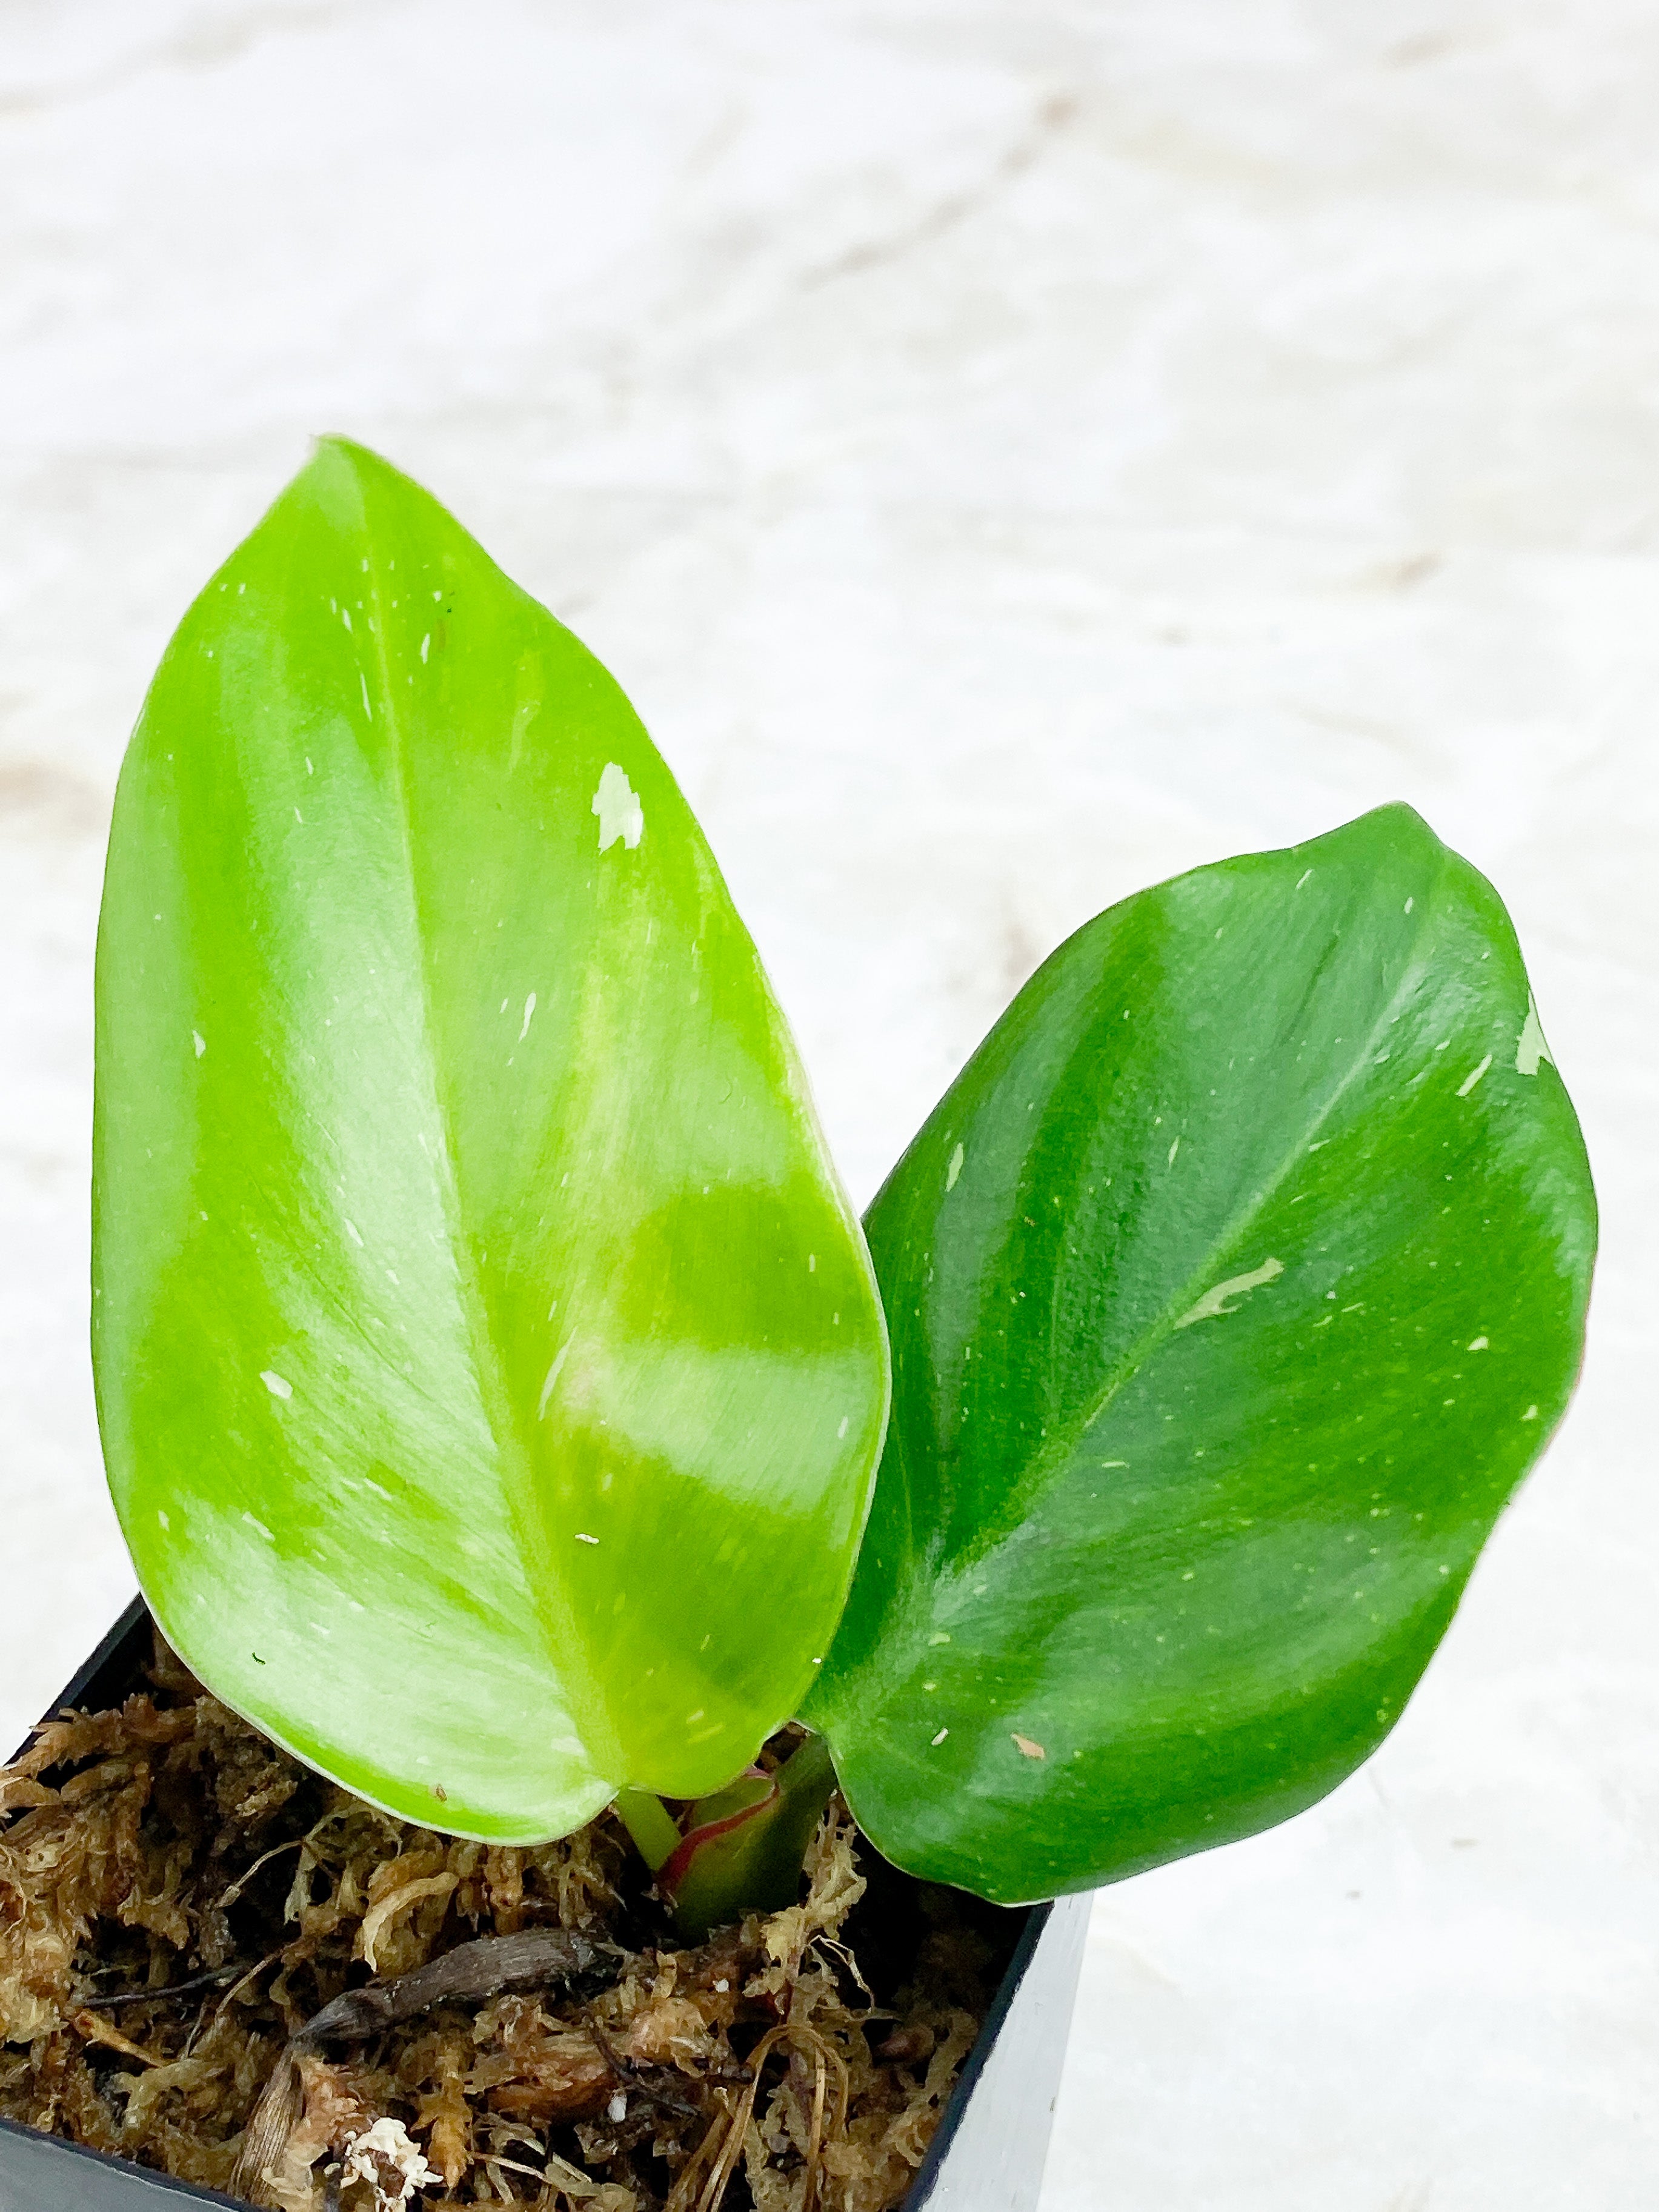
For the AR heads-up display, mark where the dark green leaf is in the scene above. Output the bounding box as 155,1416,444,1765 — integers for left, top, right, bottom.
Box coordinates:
806,805,1594,1903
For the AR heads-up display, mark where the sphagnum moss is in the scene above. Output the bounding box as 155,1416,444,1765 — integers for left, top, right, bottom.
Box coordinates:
1,1630,1007,2212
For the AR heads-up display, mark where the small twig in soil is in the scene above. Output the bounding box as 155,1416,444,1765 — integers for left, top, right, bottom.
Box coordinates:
233,1928,617,2208
295,1927,614,2050
78,1962,251,2010
188,1945,288,2058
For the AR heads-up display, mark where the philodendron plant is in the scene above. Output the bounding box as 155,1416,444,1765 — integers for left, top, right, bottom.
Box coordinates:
93,440,1595,1947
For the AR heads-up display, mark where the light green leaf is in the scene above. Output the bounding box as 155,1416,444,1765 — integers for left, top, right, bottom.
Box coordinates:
806,806,1594,1903
95,440,888,1842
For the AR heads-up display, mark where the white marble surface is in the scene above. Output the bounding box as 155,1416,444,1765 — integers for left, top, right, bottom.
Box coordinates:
1,2,1655,2204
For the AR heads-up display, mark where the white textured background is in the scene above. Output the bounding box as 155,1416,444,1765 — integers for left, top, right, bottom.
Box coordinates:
1,4,1654,2205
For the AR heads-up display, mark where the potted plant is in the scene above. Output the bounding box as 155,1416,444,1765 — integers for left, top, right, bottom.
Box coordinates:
0,442,1595,2212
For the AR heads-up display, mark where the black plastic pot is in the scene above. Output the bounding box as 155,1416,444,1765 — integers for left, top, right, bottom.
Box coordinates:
0,1601,1088,2212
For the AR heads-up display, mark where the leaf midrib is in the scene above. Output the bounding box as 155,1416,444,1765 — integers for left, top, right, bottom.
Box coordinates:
948,862,1450,1564
353,492,619,1787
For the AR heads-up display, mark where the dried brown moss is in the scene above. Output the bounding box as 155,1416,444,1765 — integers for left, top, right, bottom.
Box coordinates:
1,1633,1009,2212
